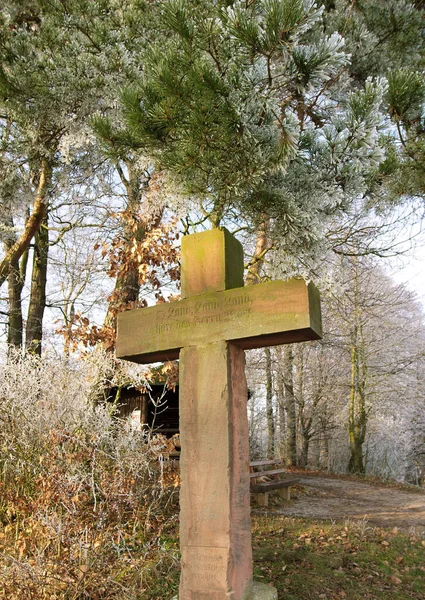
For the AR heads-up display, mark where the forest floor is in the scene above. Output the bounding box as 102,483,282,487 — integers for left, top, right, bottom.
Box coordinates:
249,474,425,599
260,473,425,534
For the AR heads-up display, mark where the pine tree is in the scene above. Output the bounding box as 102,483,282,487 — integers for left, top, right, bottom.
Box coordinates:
324,1,425,202
118,1,348,223
114,1,415,262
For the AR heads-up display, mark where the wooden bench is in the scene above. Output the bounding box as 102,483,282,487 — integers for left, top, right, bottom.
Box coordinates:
250,460,299,507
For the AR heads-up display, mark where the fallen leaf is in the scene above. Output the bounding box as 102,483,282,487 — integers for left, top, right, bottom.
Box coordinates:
390,575,402,585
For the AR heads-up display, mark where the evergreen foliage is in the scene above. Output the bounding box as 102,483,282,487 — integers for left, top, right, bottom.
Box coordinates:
325,0,425,202
117,0,356,234
113,0,425,263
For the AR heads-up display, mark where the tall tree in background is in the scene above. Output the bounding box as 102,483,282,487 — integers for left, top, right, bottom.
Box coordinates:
265,347,275,457
347,257,368,474
247,260,425,479
25,212,49,354
0,0,148,352
275,346,286,461
325,255,425,475
283,345,297,467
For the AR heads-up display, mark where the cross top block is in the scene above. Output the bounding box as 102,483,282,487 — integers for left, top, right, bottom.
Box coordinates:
116,228,322,364
181,227,244,298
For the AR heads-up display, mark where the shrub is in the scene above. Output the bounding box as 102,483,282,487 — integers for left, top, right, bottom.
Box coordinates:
0,352,180,599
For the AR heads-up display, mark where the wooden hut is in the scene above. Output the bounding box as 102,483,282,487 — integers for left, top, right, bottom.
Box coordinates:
108,385,179,437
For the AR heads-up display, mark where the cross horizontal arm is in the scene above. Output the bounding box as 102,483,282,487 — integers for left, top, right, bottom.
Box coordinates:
116,279,322,364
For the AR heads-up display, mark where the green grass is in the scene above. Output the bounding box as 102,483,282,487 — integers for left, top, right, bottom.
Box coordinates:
252,515,425,600
143,514,425,599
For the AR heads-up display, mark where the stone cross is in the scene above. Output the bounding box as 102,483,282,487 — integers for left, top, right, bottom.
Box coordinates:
116,228,322,600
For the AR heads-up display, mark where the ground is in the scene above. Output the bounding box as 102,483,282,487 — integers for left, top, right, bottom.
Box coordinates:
265,474,425,534
250,475,425,600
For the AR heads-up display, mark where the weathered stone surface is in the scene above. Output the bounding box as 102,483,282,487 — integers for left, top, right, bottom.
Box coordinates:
116,279,321,364
181,227,244,298
179,341,252,600
250,582,278,599
171,580,278,600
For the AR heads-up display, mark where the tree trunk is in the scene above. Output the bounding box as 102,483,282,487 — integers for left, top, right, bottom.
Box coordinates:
295,346,308,467
0,159,52,290
265,347,275,457
103,255,141,333
284,345,297,467
3,213,29,352
248,385,257,447
295,346,315,469
348,257,368,474
348,343,367,474
300,436,309,469
275,347,286,461
7,261,23,349
320,436,329,471
245,216,271,285
103,162,162,340
7,254,28,350
63,301,75,359
26,212,49,355
245,216,276,457
311,440,320,469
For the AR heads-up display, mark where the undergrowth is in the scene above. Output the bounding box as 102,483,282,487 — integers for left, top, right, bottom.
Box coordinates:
1,354,424,599
0,353,180,599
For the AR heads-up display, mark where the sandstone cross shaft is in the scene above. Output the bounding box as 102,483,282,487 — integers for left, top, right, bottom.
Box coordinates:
116,228,322,600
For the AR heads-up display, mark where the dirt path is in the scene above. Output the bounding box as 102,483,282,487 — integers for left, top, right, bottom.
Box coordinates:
270,476,425,534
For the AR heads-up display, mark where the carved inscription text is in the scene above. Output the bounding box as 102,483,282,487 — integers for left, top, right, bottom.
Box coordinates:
155,294,253,335
183,546,228,591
